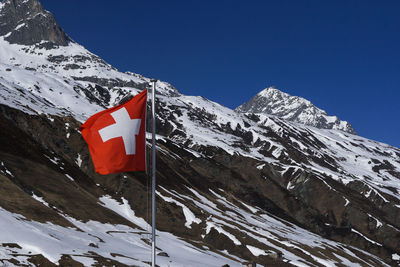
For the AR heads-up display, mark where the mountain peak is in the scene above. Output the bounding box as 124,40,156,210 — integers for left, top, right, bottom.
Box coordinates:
258,87,310,104
0,0,70,46
236,87,357,134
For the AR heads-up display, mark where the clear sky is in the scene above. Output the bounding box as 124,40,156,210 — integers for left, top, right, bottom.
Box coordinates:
40,0,399,148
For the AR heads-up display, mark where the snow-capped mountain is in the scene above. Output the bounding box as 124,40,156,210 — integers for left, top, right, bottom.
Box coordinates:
236,87,356,134
0,0,400,266
0,0,178,122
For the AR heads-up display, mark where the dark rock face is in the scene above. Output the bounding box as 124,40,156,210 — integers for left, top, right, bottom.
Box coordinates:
0,0,70,46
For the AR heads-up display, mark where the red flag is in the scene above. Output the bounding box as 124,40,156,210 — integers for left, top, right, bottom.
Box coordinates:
79,90,147,174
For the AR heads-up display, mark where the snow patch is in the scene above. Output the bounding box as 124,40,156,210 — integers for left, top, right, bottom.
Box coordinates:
32,194,50,207
99,195,148,230
0,161,14,177
206,221,241,245
246,245,267,256
157,190,201,229
256,163,265,170
75,153,82,167
65,174,74,181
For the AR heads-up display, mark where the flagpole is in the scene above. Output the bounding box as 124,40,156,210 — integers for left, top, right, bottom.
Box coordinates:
150,78,157,267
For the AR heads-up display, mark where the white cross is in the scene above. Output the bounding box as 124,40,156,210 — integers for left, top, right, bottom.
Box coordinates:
98,107,142,155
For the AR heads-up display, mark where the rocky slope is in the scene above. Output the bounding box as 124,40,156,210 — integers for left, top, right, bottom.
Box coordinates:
236,87,357,134
0,0,400,266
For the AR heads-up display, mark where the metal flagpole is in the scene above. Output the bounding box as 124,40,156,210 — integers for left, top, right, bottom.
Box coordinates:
150,78,157,267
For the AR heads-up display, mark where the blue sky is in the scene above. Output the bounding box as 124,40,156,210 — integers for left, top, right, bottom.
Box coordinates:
40,0,399,147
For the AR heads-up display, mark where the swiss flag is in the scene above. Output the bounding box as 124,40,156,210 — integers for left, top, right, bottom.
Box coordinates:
79,89,147,174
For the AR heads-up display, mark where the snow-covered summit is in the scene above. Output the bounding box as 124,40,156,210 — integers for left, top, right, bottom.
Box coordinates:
236,87,356,134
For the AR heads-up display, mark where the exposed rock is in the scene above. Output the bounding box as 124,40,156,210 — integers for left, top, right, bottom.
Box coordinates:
0,0,70,46
157,252,169,257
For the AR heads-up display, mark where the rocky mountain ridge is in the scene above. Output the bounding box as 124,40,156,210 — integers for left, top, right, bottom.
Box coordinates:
236,87,357,134
0,0,69,47
0,0,400,266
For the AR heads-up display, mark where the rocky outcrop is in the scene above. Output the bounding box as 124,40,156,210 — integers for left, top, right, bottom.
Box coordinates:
0,0,70,46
